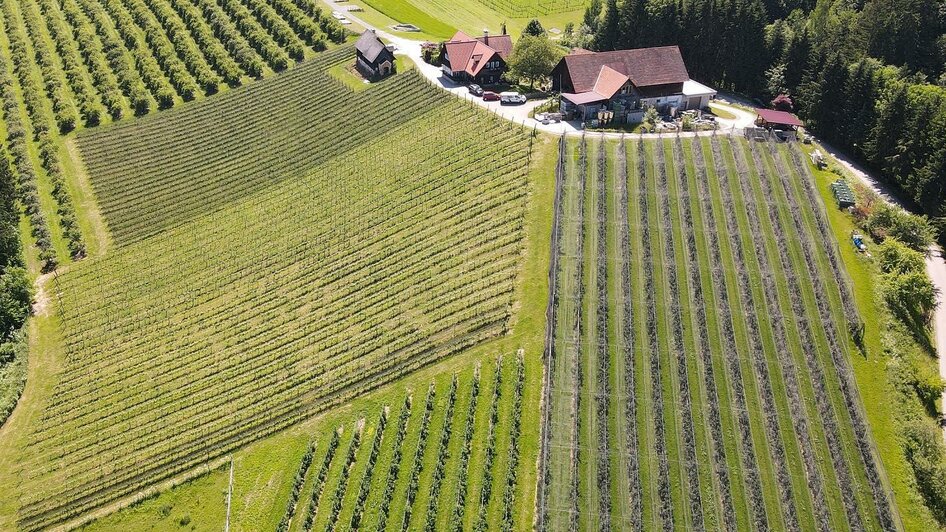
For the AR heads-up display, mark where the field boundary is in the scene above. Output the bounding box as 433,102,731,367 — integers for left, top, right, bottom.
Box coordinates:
534,134,564,530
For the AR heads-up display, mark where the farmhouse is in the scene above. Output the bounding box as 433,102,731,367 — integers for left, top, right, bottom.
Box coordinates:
550,46,716,122
354,30,396,81
439,30,512,85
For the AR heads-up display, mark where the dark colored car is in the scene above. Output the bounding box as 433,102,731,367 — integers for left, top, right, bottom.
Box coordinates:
467,83,483,96
482,91,500,101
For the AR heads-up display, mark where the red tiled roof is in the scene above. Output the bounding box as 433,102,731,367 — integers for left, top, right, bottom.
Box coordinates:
560,46,689,92
448,30,472,42
444,40,477,74
443,32,510,77
756,108,803,127
592,66,629,100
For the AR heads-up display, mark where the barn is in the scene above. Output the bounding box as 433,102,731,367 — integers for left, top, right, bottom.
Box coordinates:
550,46,716,122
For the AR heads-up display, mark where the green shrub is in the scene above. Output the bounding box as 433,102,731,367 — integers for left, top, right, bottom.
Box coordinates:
867,203,938,252
876,238,926,275
882,270,938,327
0,267,32,335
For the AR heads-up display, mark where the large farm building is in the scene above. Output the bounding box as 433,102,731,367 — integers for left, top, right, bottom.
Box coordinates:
551,46,716,121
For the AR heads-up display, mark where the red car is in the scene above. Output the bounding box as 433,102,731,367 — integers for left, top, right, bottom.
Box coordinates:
482,91,500,101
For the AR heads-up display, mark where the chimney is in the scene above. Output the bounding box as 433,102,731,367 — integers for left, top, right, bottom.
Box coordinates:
501,23,507,36
483,28,488,45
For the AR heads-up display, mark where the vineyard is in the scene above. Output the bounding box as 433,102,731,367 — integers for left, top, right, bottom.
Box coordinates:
537,134,898,531
270,354,526,532
76,46,435,244
0,0,345,271
473,0,587,17
11,64,535,530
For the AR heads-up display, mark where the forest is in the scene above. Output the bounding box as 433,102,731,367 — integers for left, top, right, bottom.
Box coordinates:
573,0,946,234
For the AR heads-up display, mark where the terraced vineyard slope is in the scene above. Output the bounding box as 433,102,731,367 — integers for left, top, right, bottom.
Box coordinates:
473,0,586,17
538,134,898,531
12,57,535,530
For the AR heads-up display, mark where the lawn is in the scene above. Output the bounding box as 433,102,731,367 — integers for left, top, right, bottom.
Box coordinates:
349,0,585,40
350,0,457,38
708,102,738,121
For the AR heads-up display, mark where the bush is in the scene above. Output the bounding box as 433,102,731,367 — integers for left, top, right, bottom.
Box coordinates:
867,203,938,252
771,93,793,111
0,267,32,337
882,270,938,327
902,417,946,524
876,238,927,275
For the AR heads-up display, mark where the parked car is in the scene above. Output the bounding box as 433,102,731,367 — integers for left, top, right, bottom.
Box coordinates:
467,84,483,96
500,92,526,105
482,91,500,101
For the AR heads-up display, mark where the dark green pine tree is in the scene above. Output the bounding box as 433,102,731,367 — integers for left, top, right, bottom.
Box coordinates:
594,0,621,50
867,80,910,179
807,52,850,143
781,25,811,91
842,58,884,156
616,0,648,49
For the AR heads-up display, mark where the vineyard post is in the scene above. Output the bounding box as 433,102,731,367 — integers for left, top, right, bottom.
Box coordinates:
225,455,233,532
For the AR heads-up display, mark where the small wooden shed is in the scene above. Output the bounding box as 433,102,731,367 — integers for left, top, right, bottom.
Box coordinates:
755,108,803,131
355,30,395,81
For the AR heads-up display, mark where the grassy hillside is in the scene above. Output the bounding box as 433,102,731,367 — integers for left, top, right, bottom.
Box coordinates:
538,134,899,531
5,54,536,530
354,0,585,40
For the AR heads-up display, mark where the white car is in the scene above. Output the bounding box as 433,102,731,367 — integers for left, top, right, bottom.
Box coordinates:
499,92,526,105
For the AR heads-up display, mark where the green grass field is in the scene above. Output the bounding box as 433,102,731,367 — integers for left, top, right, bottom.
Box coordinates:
538,134,900,531
2,48,540,530
354,0,585,39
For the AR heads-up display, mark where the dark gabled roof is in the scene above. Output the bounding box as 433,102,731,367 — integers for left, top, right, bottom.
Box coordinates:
355,30,387,63
558,46,689,92
476,34,512,60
